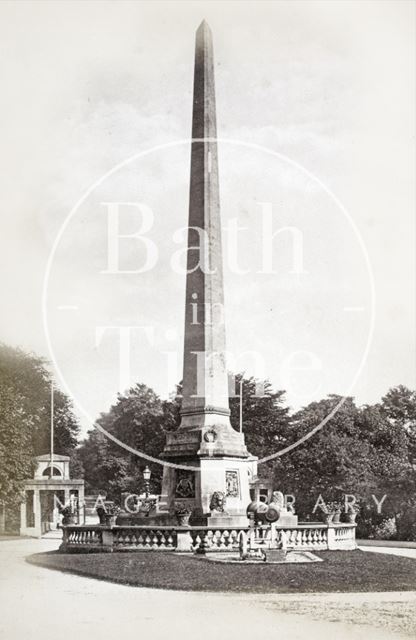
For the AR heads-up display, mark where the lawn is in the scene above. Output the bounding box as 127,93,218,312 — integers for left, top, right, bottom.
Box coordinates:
27,549,416,593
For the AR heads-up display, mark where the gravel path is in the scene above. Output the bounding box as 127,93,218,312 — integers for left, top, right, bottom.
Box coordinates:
0,538,414,640
359,545,416,559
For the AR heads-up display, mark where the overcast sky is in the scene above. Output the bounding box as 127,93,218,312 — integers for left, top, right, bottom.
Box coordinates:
0,1,414,436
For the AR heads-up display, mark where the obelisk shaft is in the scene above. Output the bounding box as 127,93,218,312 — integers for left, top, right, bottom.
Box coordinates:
180,20,230,422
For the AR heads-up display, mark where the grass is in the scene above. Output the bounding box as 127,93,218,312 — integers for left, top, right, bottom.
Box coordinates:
27,549,416,593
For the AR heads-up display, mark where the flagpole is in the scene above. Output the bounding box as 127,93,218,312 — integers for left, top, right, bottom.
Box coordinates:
50,381,54,479
239,379,243,433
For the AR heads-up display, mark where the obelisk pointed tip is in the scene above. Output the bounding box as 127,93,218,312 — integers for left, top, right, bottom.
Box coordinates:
197,19,212,34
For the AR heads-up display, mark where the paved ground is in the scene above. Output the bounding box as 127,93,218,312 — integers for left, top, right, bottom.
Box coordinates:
0,538,415,640
359,545,416,559
357,540,416,549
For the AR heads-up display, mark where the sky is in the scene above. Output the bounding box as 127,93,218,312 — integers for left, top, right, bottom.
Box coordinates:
0,0,414,436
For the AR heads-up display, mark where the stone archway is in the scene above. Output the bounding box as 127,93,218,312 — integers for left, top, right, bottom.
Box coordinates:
42,466,62,478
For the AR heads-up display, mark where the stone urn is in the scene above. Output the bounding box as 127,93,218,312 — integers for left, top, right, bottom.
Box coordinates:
97,506,119,527
61,507,76,525
322,512,333,525
62,512,77,525
332,511,341,524
176,513,191,527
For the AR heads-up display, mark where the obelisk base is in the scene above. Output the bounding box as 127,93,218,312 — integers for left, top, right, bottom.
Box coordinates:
160,454,257,526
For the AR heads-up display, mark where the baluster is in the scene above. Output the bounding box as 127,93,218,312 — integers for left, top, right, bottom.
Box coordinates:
301,530,307,548
222,530,230,548
218,531,224,548
206,530,213,548
213,530,220,548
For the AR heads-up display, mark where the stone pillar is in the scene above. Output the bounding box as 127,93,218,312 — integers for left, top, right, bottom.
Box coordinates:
327,524,337,550
176,529,192,552
102,529,114,552
0,501,5,534
20,499,27,535
33,489,41,537
78,484,85,524
60,525,69,551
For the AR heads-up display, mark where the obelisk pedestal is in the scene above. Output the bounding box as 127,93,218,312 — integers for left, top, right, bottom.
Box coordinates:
160,22,256,526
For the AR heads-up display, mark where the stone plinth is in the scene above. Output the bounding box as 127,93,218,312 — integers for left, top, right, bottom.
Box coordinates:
160,455,257,525
276,511,298,527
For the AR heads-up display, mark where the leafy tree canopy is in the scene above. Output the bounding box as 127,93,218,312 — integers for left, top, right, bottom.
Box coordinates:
0,343,80,506
78,383,174,499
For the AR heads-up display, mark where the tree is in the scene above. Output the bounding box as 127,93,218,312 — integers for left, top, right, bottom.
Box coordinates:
0,343,81,530
276,393,416,529
278,395,375,516
33,388,79,455
367,391,416,539
380,385,416,430
0,385,34,509
380,385,416,463
79,383,170,499
357,403,414,502
77,429,130,498
229,374,290,477
0,343,80,456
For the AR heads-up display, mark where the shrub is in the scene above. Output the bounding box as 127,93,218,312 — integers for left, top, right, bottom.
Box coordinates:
373,517,397,540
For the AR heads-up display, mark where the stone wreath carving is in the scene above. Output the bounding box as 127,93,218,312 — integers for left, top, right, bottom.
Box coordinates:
203,429,217,443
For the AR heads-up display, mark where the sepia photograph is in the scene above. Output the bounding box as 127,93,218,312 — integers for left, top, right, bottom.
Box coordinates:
0,1,415,638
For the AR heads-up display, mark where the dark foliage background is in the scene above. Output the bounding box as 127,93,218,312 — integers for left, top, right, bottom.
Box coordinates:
1,341,415,540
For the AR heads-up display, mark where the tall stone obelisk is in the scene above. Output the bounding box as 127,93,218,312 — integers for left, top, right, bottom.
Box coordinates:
161,22,254,524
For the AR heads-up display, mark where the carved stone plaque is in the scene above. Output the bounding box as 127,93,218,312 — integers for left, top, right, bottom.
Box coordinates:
175,470,195,498
225,470,239,497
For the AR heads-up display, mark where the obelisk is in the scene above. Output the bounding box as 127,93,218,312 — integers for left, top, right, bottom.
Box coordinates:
161,22,254,525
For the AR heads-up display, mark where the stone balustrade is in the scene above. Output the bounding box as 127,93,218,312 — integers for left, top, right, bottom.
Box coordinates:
60,522,356,553
189,528,249,551
113,527,177,551
65,525,103,549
